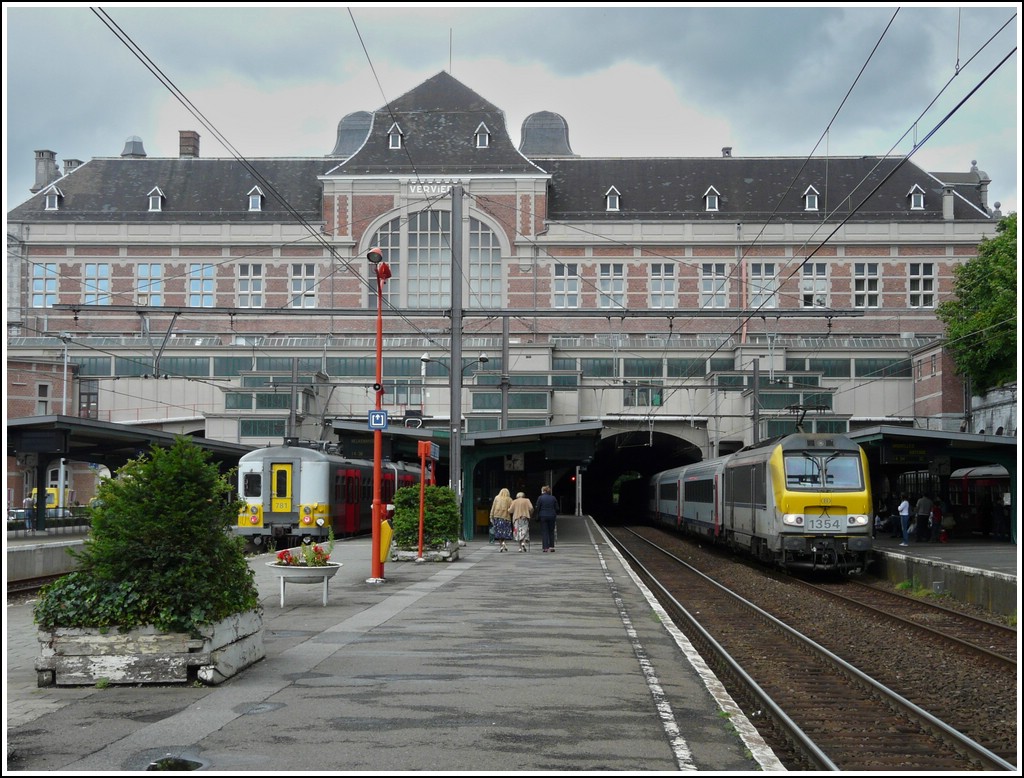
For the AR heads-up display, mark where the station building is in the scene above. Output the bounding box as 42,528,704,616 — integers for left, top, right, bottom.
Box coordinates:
5,71,1008,530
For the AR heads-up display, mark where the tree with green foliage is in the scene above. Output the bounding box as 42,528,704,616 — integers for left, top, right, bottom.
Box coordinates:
33,436,259,635
391,484,460,549
936,212,1017,393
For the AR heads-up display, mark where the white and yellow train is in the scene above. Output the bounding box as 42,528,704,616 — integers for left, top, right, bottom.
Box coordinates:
648,432,874,574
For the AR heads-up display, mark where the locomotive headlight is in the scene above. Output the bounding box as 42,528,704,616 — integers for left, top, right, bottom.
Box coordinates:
848,514,869,526
315,517,325,527
782,514,805,527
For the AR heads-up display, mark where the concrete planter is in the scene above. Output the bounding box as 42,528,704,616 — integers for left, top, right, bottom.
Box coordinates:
35,609,264,688
390,541,460,562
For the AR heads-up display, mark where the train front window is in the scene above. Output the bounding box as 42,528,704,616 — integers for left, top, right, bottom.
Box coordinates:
243,473,261,498
785,453,863,490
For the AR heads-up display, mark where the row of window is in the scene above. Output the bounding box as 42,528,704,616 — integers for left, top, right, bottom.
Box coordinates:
604,184,928,213
30,260,937,310
44,186,267,213
69,354,910,383
387,122,493,150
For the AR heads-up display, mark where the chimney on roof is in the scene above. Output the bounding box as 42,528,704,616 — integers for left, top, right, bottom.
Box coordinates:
722,147,732,158
31,150,61,193
179,130,200,159
64,159,83,176
942,185,955,221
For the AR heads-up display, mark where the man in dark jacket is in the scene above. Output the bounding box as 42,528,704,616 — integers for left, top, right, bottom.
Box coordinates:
535,485,559,552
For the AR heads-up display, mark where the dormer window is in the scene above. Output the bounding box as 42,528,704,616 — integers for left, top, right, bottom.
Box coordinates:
605,186,621,212
475,123,491,149
388,123,404,150
147,186,165,212
43,185,63,211
908,184,925,210
247,186,264,212
803,186,819,211
704,186,720,212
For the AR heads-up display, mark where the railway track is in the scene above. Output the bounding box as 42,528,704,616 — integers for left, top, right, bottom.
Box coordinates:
806,578,1017,666
607,526,1016,771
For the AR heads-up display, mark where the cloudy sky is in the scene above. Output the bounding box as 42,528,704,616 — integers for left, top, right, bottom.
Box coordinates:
4,4,1020,215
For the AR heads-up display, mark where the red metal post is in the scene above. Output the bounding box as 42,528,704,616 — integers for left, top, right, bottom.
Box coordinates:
368,249,391,581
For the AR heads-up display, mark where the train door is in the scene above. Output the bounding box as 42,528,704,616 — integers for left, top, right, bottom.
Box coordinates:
341,468,360,535
270,463,293,514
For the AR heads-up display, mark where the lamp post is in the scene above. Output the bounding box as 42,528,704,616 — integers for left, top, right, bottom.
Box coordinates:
367,247,391,583
420,352,488,509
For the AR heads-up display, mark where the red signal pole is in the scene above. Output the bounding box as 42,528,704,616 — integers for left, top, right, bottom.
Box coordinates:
368,247,391,583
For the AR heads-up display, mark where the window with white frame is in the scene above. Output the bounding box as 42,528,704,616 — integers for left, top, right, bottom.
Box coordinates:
803,186,819,211
368,210,503,310
623,380,663,407
853,262,880,308
554,263,579,308
83,263,111,305
909,185,925,210
704,187,720,212
700,263,728,308
238,263,264,308
31,262,58,308
137,263,163,306
605,187,620,212
650,263,675,308
748,262,777,308
475,123,490,148
908,262,934,308
45,191,61,210
36,384,50,415
407,210,450,308
388,123,403,149
147,187,164,212
290,263,316,308
469,217,503,308
598,263,625,308
801,262,829,308
385,379,423,406
188,263,215,307
247,187,263,212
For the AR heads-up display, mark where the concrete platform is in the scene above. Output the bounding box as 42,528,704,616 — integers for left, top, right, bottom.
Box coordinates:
5,517,781,773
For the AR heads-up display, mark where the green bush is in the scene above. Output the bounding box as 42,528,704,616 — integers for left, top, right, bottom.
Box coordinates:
391,484,459,549
33,437,259,636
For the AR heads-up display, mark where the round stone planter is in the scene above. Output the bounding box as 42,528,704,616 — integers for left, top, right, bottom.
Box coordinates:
266,561,342,607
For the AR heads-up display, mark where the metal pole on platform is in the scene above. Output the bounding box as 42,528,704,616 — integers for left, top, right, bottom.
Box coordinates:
367,247,391,583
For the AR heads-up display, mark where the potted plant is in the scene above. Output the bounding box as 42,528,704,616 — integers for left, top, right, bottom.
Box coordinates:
33,436,264,687
266,530,341,606
389,484,461,562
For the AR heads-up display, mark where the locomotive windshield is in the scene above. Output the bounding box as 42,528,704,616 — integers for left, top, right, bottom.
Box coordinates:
243,473,261,498
785,452,863,490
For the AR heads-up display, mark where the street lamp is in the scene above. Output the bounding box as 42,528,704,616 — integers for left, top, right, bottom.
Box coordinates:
420,352,488,511
367,247,391,583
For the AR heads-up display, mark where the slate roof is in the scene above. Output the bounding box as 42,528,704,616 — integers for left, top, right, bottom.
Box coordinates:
7,71,994,226
8,158,331,223
327,71,544,177
534,156,993,222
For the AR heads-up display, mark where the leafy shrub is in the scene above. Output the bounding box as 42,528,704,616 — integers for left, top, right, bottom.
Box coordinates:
33,437,259,636
391,485,459,549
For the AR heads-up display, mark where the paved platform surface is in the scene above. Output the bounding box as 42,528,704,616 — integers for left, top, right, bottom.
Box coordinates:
5,517,781,773
870,533,1018,576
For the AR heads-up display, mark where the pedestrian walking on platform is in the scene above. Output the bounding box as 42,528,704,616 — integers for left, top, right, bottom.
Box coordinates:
915,493,933,542
489,488,514,552
536,485,559,553
897,493,911,547
510,491,534,552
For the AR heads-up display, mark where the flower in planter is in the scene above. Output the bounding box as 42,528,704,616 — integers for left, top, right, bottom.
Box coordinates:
273,529,334,566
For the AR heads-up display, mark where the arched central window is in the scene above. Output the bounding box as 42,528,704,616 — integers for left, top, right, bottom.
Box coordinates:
369,209,503,309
